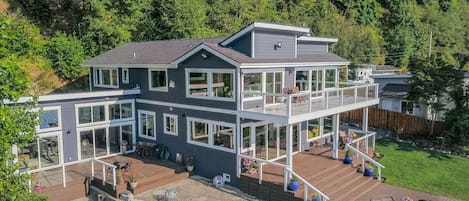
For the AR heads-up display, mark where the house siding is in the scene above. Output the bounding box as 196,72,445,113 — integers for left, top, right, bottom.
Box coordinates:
254,30,296,59
136,49,238,110
229,33,252,57
136,102,238,184
297,41,328,54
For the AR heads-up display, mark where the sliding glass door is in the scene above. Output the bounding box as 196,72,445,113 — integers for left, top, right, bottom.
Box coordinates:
79,123,134,160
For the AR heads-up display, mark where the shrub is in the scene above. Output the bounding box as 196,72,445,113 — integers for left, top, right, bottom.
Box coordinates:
45,32,86,80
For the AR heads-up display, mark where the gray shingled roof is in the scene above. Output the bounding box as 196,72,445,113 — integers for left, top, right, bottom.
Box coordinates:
82,37,225,66
83,37,348,67
380,84,409,99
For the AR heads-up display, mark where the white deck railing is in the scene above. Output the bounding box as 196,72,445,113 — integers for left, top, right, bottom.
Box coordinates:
241,83,378,116
348,128,377,155
345,144,385,181
26,157,118,191
91,158,118,190
238,155,329,201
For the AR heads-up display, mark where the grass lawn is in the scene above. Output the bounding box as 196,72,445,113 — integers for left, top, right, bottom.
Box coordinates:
376,138,469,201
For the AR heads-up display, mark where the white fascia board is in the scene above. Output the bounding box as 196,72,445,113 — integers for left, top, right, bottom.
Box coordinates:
6,89,141,104
239,62,350,68
81,63,177,69
170,44,240,67
221,22,310,46
238,111,289,125
297,36,338,43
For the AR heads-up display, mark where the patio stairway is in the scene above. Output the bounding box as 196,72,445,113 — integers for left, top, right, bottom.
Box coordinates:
238,148,382,201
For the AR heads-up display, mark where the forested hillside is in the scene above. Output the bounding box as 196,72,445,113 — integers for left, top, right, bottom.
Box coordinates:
1,0,468,95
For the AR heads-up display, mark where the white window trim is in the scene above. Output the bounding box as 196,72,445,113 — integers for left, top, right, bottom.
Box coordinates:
37,106,62,133
94,68,119,88
163,113,178,136
185,68,235,102
148,69,168,92
186,117,235,153
138,110,156,140
122,68,129,84
75,100,135,127
242,71,284,101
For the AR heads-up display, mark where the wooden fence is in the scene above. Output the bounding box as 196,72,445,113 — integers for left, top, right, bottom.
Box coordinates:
340,107,445,137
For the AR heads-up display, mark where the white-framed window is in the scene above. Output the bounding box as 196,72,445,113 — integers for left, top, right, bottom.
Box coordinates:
18,131,62,171
242,71,283,100
122,68,129,84
186,69,235,101
138,110,156,140
94,68,118,88
401,101,414,115
163,114,178,136
75,100,134,127
186,117,235,153
149,69,168,91
37,106,62,133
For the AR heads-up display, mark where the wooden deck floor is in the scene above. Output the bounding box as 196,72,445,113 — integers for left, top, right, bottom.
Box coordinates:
243,145,382,201
36,154,188,201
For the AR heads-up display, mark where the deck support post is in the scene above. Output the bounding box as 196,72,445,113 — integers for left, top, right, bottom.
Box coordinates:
236,116,241,178
332,113,340,159
286,124,293,178
363,107,369,153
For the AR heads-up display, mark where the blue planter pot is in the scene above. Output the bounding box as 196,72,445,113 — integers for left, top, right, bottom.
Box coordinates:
312,197,321,201
364,168,374,177
288,181,299,191
343,156,353,164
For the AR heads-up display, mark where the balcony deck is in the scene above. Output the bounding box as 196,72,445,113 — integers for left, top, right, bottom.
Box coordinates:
241,84,379,123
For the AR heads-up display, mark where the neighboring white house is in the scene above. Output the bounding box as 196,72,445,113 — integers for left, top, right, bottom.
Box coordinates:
352,64,400,84
373,72,469,121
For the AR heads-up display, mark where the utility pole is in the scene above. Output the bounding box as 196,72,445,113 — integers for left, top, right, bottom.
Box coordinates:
428,30,432,58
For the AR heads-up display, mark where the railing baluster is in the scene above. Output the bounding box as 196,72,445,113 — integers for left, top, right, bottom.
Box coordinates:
102,164,106,186
365,85,369,101
304,184,307,201
284,168,288,192
341,88,344,106
62,164,66,187
91,160,95,177
378,167,381,181
259,163,263,184
287,95,292,116
112,167,116,190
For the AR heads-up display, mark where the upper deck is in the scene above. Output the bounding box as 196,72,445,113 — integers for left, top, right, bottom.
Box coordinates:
240,83,379,124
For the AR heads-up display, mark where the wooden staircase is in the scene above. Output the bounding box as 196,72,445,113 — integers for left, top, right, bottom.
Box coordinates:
239,148,382,201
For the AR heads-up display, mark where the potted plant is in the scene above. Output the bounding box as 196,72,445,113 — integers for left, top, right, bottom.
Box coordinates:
364,163,374,177
127,173,138,189
287,175,299,192
312,193,321,201
343,150,353,164
185,156,194,172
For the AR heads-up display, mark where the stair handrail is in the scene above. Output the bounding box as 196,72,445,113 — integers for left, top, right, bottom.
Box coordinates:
345,144,385,180
285,167,330,201
238,155,329,201
91,158,118,190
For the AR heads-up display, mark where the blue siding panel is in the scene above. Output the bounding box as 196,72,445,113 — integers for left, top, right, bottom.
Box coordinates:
254,30,296,59
229,33,252,57
137,49,238,110
297,41,328,54
137,102,238,184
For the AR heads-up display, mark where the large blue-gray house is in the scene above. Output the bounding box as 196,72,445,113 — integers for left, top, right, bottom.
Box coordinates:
14,22,379,198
